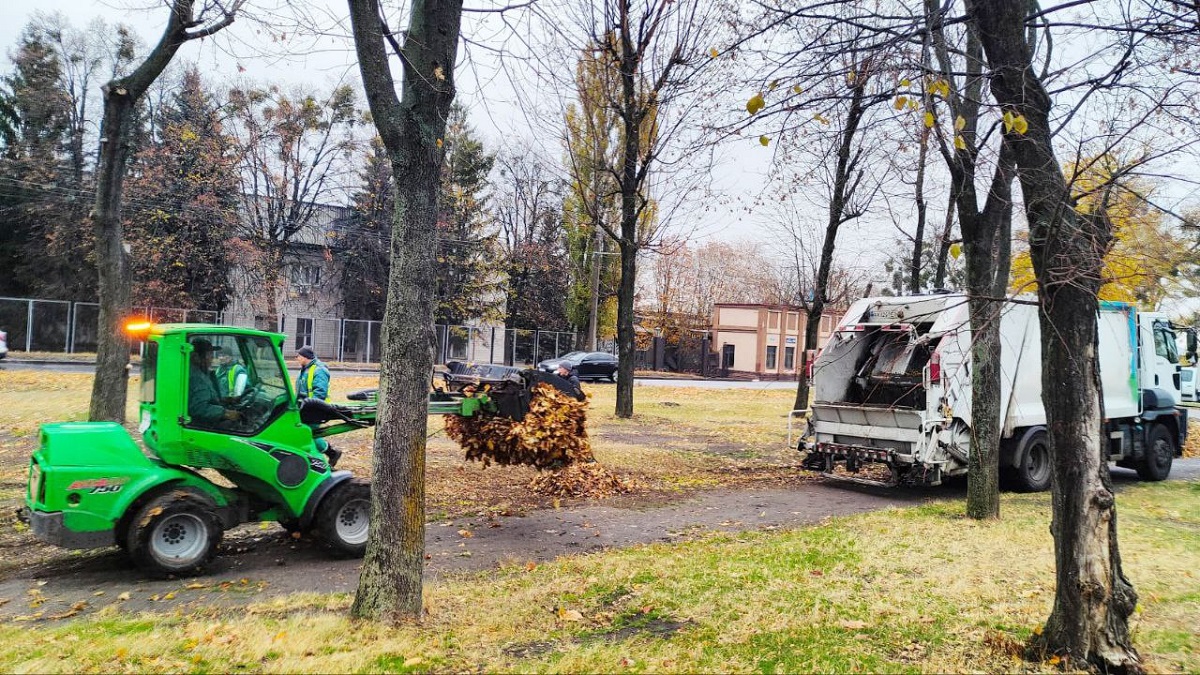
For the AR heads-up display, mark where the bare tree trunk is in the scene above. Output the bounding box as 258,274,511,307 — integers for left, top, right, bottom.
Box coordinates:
908,124,929,294
613,7,644,420
972,2,1140,670
88,0,241,422
792,60,870,412
930,5,1015,520
960,149,1013,520
89,92,136,422
933,194,954,289
347,0,463,622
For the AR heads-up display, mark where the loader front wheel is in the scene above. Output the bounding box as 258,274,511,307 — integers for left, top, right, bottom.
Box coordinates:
313,480,371,557
1012,428,1051,493
127,490,222,577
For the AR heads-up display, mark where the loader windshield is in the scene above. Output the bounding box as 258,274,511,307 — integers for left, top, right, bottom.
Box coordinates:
185,333,291,435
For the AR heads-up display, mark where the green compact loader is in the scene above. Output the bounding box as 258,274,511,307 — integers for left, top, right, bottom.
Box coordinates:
21,323,529,576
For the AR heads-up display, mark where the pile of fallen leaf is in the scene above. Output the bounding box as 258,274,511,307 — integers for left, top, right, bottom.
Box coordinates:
529,462,637,499
444,382,593,469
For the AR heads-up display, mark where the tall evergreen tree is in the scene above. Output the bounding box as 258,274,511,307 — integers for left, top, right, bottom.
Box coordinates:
123,66,239,310
0,26,90,300
434,105,501,326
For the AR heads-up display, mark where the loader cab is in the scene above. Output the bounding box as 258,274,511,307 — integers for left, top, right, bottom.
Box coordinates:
181,333,292,435
135,325,313,469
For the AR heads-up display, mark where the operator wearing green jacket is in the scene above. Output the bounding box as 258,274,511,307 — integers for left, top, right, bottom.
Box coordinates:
296,345,339,466
188,339,241,428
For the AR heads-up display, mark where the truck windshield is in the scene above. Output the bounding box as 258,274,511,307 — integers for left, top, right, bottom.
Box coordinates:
1154,321,1179,364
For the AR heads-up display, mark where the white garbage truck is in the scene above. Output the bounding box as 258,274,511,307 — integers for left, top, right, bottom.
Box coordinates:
799,293,1186,490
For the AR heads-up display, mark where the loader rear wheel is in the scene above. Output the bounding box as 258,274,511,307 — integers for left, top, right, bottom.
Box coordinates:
314,480,371,557
127,489,222,577
1136,424,1173,482
1012,428,1051,493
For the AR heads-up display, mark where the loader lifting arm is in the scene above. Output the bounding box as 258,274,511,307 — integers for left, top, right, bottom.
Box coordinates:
301,372,539,439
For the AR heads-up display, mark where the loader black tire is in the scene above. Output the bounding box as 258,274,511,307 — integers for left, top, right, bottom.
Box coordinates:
313,479,371,557
1012,428,1052,493
1136,423,1174,482
127,488,222,577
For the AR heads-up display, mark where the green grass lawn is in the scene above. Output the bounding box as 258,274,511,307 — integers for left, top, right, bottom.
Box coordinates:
2,482,1195,673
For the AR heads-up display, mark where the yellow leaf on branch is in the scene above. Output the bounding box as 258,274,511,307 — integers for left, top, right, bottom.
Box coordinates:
746,93,765,115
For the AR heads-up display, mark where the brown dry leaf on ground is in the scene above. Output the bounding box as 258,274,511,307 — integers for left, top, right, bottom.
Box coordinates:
528,462,637,499
444,383,592,469
1183,419,1200,458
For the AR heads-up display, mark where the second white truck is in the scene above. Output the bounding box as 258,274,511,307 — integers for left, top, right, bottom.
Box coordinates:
800,293,1185,489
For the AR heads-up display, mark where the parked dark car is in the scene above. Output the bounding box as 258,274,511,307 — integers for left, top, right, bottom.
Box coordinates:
537,351,619,382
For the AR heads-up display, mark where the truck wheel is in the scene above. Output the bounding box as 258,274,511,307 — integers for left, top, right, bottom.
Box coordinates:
1013,428,1052,493
1137,424,1174,482
314,479,371,557
127,490,222,577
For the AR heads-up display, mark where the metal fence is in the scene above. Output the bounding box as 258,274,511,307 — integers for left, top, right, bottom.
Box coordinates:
0,296,602,367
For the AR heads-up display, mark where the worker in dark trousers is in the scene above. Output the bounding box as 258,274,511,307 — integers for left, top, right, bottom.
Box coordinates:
296,346,339,466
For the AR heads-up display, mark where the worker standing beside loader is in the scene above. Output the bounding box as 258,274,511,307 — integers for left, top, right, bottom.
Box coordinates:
296,346,330,401
296,346,338,466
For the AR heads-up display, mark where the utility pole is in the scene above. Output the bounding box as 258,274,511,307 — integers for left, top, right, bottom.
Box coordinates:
587,225,603,350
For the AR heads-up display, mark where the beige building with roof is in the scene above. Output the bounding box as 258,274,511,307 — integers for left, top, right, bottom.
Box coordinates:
711,303,841,378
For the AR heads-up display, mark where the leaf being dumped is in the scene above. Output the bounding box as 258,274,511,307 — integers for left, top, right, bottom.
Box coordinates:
445,382,592,469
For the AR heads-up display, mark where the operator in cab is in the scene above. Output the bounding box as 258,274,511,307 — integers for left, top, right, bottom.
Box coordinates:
188,339,242,428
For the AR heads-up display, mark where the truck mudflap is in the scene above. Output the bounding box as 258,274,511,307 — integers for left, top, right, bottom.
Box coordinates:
801,442,944,487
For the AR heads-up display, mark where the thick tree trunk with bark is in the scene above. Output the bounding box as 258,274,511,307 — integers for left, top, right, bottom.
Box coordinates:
88,0,240,422
347,0,463,622
613,12,644,421
972,1,1141,670
89,90,136,423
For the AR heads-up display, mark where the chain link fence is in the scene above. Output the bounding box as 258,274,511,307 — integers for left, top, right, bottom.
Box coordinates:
0,296,606,367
